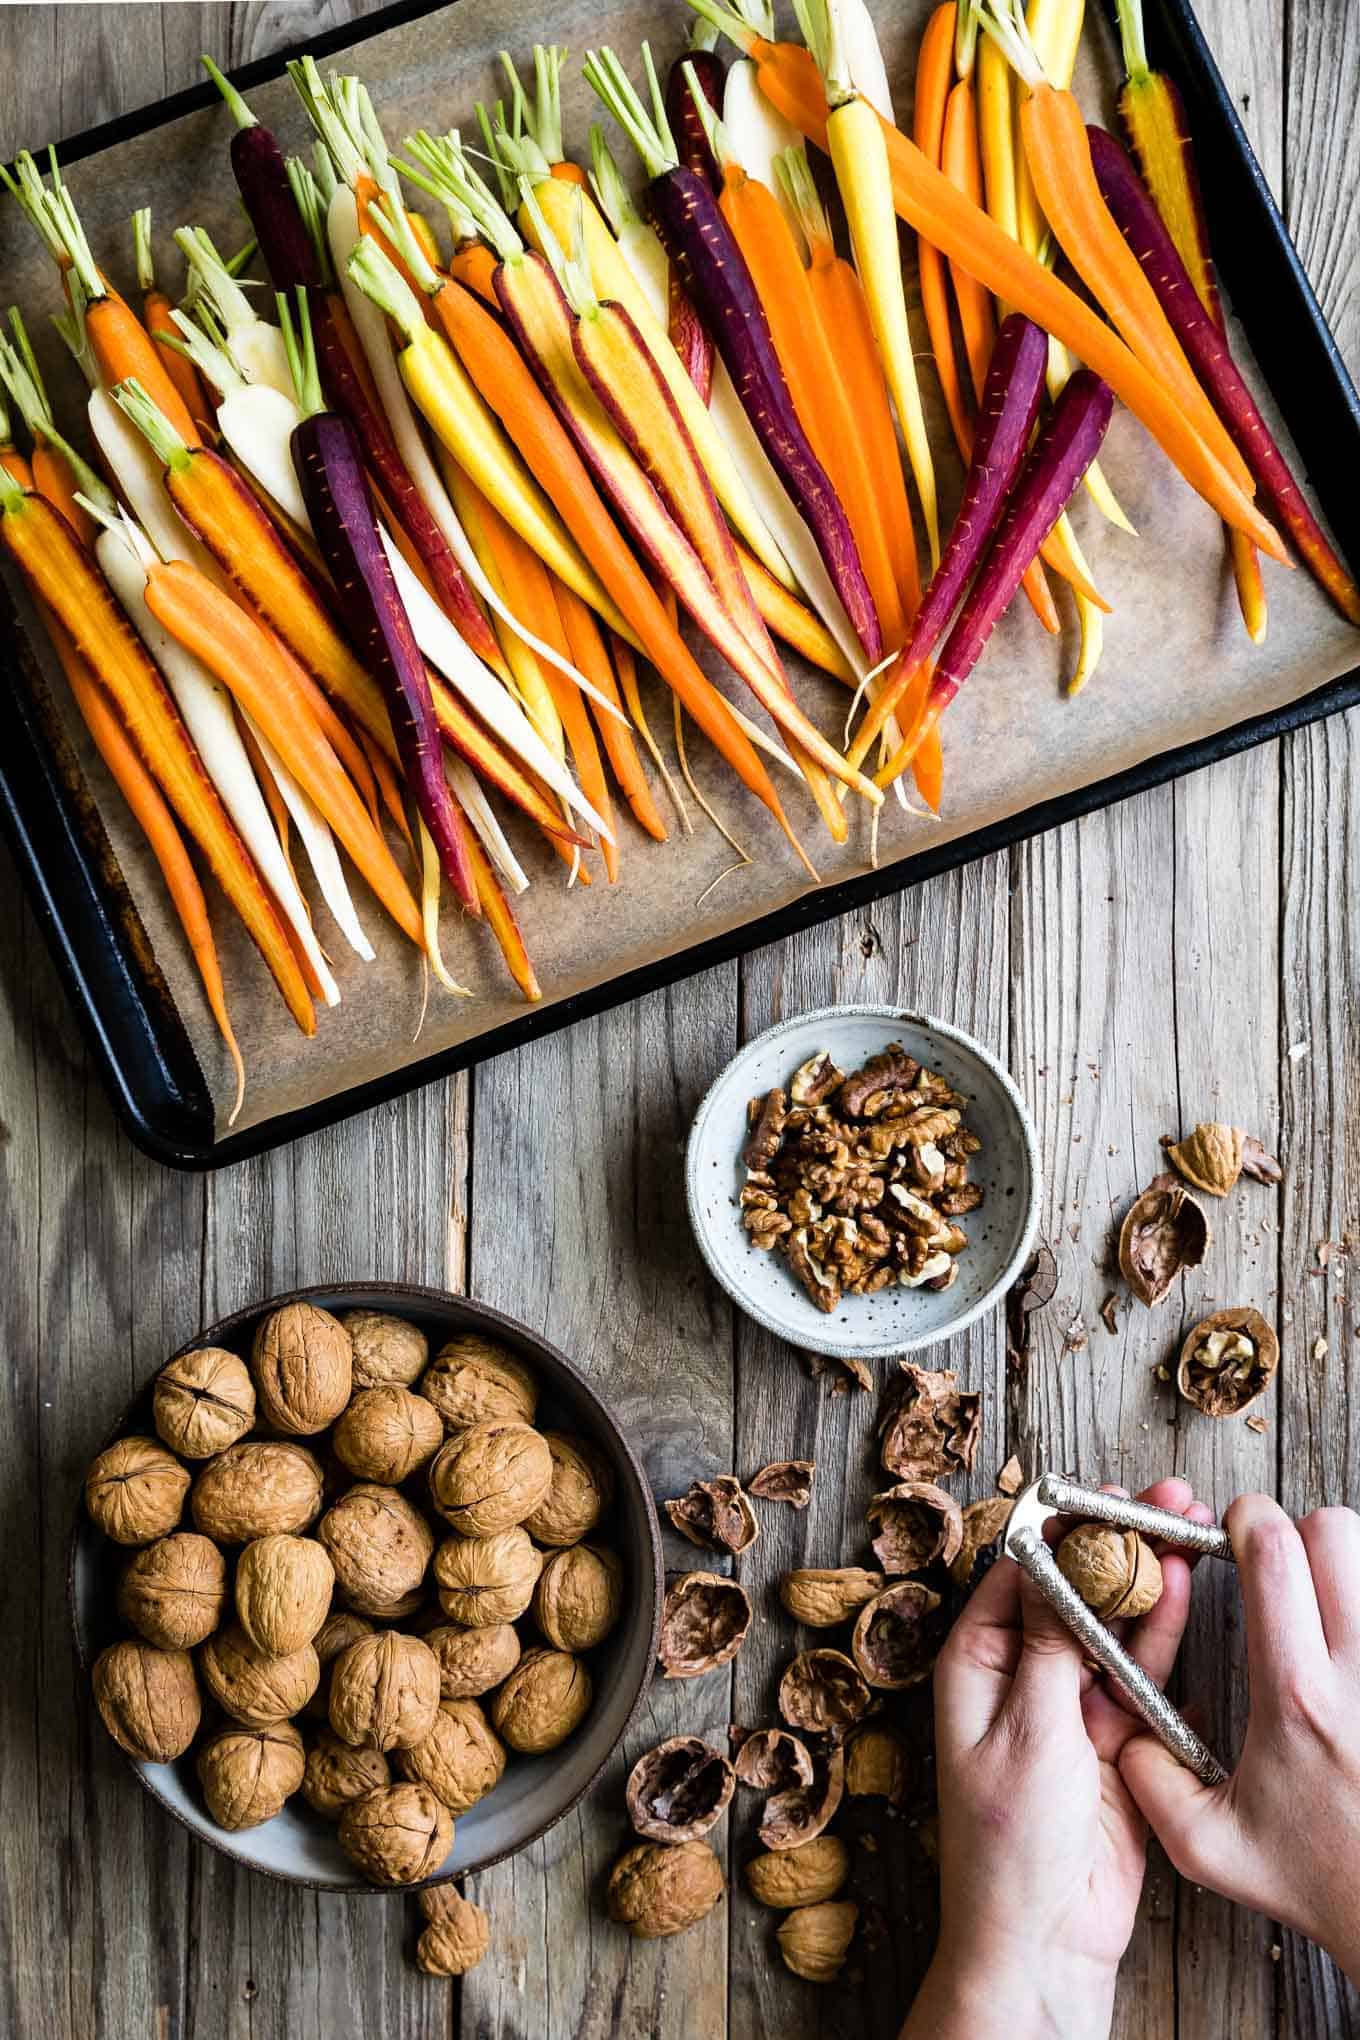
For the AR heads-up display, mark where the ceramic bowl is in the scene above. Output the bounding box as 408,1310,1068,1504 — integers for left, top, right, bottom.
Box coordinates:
69,1282,663,1893
686,1006,1041,1360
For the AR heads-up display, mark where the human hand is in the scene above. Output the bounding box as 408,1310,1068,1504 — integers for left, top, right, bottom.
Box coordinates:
1118,1492,1360,1984
901,1478,1211,2040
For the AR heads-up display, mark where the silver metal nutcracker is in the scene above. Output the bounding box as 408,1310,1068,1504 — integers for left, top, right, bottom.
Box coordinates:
1004,1473,1234,1786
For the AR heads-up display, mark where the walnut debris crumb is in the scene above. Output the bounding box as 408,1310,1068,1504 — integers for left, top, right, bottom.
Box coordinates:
1099,1292,1120,1336
996,1456,1024,1497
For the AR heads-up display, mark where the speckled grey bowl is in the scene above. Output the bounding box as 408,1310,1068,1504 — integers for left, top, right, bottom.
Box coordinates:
686,1006,1041,1360
69,1282,662,1893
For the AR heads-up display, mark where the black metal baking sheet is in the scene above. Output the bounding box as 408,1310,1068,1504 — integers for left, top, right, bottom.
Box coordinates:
1,0,1356,1172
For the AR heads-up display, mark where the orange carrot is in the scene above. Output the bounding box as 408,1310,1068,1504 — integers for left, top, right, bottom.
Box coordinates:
30,442,96,549
913,5,973,457
132,209,214,438
448,243,501,306
465,823,541,1002
941,78,996,402
556,580,669,843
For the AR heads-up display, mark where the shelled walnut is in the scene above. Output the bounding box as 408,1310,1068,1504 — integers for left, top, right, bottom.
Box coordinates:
739,1043,983,1311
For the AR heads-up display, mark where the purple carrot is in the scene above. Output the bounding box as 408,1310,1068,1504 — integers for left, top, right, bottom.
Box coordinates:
278,292,478,914
201,58,320,287
583,46,881,662
667,45,725,187
848,313,1049,764
1088,124,1360,626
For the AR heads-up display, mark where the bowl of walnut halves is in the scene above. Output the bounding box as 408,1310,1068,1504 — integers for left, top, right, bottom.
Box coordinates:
686,1007,1041,1360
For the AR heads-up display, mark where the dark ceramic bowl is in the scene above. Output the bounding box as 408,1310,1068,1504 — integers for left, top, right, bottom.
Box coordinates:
70,1282,663,1892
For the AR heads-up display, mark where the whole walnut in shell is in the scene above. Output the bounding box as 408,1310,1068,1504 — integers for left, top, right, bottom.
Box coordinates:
745,1834,849,1910
851,1581,942,1690
337,1782,453,1886
191,1441,323,1545
117,1532,227,1649
251,1301,353,1435
866,1481,964,1574
626,1737,735,1842
342,1309,428,1390
86,1436,189,1546
1056,1524,1163,1620
301,1726,390,1819
329,1630,441,1752
307,1611,376,1722
606,1839,724,1938
317,1484,435,1618
416,1885,491,1976
522,1431,613,1546
658,1572,751,1679
433,1526,541,1627
425,1622,521,1701
234,1535,334,1657
153,1348,255,1458
333,1387,445,1486
778,1567,885,1628
777,1899,858,1983
490,1647,592,1754
197,1721,304,1831
92,1639,200,1762
532,1544,623,1653
199,1624,320,1727
396,1698,506,1813
419,1334,538,1429
429,1422,553,1537
846,1724,913,1803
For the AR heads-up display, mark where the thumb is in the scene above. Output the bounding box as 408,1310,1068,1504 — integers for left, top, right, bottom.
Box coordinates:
1007,1566,1086,1719
1118,1729,1227,1877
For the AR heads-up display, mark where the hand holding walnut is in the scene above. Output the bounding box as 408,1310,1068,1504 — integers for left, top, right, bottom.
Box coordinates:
1118,1492,1360,1986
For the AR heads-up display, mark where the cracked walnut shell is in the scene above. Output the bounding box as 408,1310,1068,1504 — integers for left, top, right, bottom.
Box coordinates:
779,1649,870,1733
424,1621,521,1701
658,1572,751,1678
732,1729,813,1793
778,1567,885,1628
199,1624,320,1727
191,1442,323,1545
949,1496,1016,1588
92,1639,200,1762
329,1631,440,1752
1118,1176,1209,1307
302,1726,390,1819
1056,1525,1163,1620
522,1431,613,1546
606,1839,724,1939
777,1899,858,1983
86,1436,189,1546
396,1698,506,1813
341,1310,428,1390
851,1580,942,1688
745,1834,849,1910
877,1361,982,1484
1178,1307,1279,1418
117,1532,227,1649
234,1535,334,1657
419,1335,538,1429
416,1886,491,1976
627,1737,735,1842
152,1348,255,1458
429,1422,553,1538
251,1302,353,1436
490,1647,592,1754
434,1526,541,1627
197,1721,304,1831
532,1543,622,1653
333,1387,444,1486
748,1460,814,1508
337,1782,452,1886
665,1476,759,1554
760,1747,844,1851
317,1484,435,1618
867,1481,964,1574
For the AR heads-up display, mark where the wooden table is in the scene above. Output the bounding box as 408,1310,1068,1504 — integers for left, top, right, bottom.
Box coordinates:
1,3,1355,2035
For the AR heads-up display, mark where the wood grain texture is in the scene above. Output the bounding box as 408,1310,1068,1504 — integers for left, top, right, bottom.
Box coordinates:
0,0,1358,2036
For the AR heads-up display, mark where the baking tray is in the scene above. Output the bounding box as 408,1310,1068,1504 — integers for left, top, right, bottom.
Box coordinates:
1,0,1356,1171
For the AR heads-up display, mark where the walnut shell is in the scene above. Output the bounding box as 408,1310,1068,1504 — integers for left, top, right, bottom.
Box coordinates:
342,1309,428,1390
328,1630,441,1751
153,1348,255,1458
337,1782,453,1886
332,1387,445,1485
198,1624,320,1727
760,1747,844,1852
949,1496,1016,1588
745,1834,849,1909
521,1431,614,1546
532,1544,623,1652
317,1484,435,1617
306,1611,376,1722
850,1580,942,1688
1178,1307,1280,1418
425,1621,522,1701
433,1526,542,1627
429,1422,553,1537
867,1481,964,1573
877,1362,981,1483
197,1721,304,1830
415,1885,491,1976
116,1532,227,1648
748,1460,814,1508
658,1572,752,1678
86,1436,190,1546
251,1301,353,1435
606,1839,724,1939
191,1441,323,1544
778,1567,885,1628
92,1639,200,1762
396,1698,506,1813
731,1729,813,1793
626,1737,735,1842
845,1724,913,1802
234,1534,335,1656
664,1476,758,1554
1056,1525,1164,1619
1118,1175,1210,1307
778,1649,870,1733
777,1899,858,1982
419,1335,538,1428
490,1647,592,1754
301,1725,391,1819
1163,1121,1245,1198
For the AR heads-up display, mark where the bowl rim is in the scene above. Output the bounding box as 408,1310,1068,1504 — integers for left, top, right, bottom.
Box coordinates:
69,1279,665,1895
685,1003,1042,1359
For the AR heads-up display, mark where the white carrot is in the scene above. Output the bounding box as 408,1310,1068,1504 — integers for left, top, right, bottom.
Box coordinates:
175,226,295,396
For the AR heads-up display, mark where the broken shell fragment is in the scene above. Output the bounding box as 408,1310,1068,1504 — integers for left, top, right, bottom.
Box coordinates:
948,1497,1016,1588
1162,1121,1245,1197
866,1481,964,1574
626,1737,735,1842
1118,1175,1210,1307
748,1460,815,1509
777,1648,870,1734
731,1728,814,1793
664,1476,759,1555
877,1362,981,1483
658,1572,752,1679
759,1746,845,1851
850,1581,942,1689
1177,1307,1279,1418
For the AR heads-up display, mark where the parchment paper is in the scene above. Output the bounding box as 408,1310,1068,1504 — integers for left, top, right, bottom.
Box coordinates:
1,0,1355,1141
